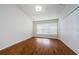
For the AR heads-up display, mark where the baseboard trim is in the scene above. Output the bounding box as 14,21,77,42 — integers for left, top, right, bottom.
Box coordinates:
59,39,77,55
0,36,33,51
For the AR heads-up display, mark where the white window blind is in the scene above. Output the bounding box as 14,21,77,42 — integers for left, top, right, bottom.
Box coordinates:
37,23,57,35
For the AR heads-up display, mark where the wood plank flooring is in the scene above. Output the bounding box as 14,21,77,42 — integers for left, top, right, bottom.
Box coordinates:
0,37,76,55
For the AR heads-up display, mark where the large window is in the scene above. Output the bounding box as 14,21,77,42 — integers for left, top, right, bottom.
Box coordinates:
37,23,57,35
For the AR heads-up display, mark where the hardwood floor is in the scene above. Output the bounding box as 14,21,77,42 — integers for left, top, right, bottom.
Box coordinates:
0,37,76,55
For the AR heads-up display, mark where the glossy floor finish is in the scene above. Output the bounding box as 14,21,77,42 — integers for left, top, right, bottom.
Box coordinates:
0,37,76,55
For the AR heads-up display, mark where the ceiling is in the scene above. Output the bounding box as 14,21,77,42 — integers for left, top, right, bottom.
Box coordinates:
16,4,66,21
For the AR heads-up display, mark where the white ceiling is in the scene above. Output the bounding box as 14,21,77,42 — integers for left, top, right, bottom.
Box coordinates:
16,4,66,21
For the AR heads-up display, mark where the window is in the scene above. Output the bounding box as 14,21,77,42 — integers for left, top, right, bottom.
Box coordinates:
37,23,57,35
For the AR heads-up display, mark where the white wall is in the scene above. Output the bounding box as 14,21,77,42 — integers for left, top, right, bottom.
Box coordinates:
0,5,32,50
59,4,79,54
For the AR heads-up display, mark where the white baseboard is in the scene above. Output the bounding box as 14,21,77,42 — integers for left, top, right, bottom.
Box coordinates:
0,36,32,50
60,38,78,55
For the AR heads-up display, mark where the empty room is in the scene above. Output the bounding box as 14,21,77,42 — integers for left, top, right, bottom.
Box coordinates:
0,4,79,55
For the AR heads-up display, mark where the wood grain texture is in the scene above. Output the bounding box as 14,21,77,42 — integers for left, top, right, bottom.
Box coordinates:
0,37,76,55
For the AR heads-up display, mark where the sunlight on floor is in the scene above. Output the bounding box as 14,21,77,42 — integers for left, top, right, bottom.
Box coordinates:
36,38,51,47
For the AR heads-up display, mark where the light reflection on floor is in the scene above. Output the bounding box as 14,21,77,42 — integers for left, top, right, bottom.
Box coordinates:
36,38,51,47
